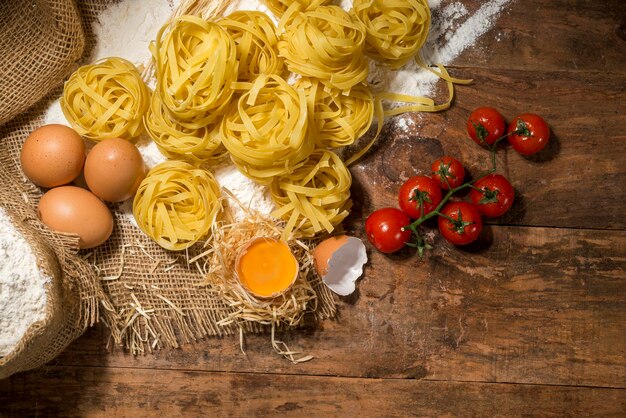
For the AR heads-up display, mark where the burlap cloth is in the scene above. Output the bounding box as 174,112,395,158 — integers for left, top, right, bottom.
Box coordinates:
0,0,336,378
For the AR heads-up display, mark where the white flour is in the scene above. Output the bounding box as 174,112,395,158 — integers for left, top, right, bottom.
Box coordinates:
43,0,512,222
91,0,178,69
369,0,512,100
0,207,51,357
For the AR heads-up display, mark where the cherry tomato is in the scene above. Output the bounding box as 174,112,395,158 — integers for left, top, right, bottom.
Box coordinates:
467,107,506,146
507,113,550,156
438,202,483,246
398,175,443,219
365,207,412,253
431,156,465,190
469,174,515,217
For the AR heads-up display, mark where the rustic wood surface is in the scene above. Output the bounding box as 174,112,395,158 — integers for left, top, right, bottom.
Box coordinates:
2,0,625,416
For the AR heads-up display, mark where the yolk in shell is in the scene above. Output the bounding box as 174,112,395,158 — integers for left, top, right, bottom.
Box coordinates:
236,238,298,298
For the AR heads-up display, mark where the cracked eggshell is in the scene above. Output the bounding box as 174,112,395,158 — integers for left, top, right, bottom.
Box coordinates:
313,235,367,296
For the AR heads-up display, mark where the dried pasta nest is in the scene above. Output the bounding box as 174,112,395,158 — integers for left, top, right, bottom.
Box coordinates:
296,78,374,149
261,0,332,18
133,160,222,251
219,10,284,83
152,15,237,125
220,74,313,185
278,5,368,91
352,0,431,68
60,57,149,141
270,149,352,239
144,92,226,164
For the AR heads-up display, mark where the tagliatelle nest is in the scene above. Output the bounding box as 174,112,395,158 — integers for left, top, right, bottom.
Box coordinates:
199,208,335,362
296,78,374,149
219,10,284,83
220,74,313,185
144,92,226,163
61,57,149,141
278,5,368,91
353,0,431,69
270,149,352,240
151,15,237,125
133,161,222,251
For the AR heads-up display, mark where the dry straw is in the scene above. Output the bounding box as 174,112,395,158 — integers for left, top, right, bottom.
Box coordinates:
194,190,336,362
0,0,337,373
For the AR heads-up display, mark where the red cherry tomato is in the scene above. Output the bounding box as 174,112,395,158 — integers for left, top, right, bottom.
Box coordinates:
467,107,506,146
507,113,550,156
469,174,515,217
438,202,483,246
431,156,465,190
398,175,443,219
365,207,412,253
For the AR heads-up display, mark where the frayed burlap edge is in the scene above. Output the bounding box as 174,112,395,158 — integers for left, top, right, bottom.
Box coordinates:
0,0,118,380
0,0,338,365
0,108,111,378
89,205,338,355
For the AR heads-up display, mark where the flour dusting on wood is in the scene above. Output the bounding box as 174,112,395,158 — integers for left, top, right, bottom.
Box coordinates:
42,0,513,222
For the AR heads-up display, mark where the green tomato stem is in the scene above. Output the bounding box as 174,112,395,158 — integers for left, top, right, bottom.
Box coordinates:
403,126,525,251
407,182,473,229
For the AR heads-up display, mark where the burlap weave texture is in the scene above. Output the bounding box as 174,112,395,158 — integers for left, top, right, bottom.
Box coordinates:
0,0,336,378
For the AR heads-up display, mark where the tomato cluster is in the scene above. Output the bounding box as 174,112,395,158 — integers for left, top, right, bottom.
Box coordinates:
365,107,550,255
468,108,550,156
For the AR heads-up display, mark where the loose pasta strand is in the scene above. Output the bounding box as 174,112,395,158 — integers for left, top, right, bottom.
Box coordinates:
345,64,461,166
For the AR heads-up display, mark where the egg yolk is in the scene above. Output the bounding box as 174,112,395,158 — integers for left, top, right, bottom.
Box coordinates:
237,238,298,298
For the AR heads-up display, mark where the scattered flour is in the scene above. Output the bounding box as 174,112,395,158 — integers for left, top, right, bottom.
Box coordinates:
0,207,51,357
213,163,276,222
423,0,513,65
91,0,178,68
369,0,512,100
43,0,513,223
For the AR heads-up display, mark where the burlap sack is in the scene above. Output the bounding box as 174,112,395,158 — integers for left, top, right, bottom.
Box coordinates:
0,0,112,380
0,0,336,371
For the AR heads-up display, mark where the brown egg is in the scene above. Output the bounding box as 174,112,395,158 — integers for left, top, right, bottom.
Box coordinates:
38,186,113,249
20,124,85,188
84,138,145,202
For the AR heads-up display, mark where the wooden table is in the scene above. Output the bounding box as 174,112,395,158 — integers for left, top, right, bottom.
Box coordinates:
2,1,625,415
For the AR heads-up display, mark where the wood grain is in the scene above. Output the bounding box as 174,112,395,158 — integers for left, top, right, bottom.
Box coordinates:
436,0,626,73
47,226,626,388
355,68,626,230
2,0,626,415
1,366,624,417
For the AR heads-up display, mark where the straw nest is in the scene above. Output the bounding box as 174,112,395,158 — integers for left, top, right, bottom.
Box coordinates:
196,199,334,362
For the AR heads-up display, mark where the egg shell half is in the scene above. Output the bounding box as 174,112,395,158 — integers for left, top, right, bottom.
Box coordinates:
38,186,113,249
313,235,367,296
20,124,85,188
84,138,145,202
